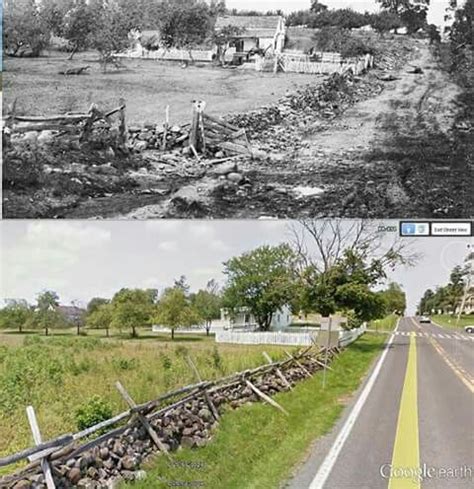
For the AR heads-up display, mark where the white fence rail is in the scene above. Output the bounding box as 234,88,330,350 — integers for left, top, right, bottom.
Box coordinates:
117,48,215,62
216,323,367,347
215,330,319,346
338,323,367,347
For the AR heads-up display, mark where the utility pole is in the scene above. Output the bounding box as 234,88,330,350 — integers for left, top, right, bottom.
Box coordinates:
322,316,332,389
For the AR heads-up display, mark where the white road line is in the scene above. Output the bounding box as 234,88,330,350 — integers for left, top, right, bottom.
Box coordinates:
308,320,400,489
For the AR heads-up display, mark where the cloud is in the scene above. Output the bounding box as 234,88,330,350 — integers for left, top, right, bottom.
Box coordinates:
157,241,177,252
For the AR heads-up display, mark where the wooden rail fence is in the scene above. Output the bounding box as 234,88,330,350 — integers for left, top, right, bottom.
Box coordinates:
0,345,341,487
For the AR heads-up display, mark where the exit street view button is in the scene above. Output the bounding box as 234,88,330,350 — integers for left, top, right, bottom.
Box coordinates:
431,222,472,236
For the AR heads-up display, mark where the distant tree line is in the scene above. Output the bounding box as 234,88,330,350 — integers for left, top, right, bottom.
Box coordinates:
0,221,410,337
418,254,472,315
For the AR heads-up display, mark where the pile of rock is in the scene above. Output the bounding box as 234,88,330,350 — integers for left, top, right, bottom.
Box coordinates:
127,123,189,153
4,351,334,489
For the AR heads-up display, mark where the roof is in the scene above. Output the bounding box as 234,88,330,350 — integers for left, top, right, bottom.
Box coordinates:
215,15,283,38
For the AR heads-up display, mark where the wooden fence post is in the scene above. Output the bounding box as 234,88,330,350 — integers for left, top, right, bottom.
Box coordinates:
26,406,56,489
118,98,127,147
189,100,206,154
262,352,292,390
162,105,170,151
115,382,171,460
284,351,312,378
185,356,219,421
245,380,288,415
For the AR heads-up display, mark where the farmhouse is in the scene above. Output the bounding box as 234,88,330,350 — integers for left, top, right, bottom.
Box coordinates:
218,305,292,331
215,15,287,55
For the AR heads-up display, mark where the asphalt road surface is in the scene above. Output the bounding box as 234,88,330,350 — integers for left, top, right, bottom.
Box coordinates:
286,317,473,489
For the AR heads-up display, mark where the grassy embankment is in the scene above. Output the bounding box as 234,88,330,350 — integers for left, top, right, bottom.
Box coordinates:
0,332,290,471
367,314,399,332
431,314,474,330
126,333,388,489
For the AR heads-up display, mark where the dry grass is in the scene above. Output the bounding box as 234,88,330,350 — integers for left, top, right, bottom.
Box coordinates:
2,51,324,126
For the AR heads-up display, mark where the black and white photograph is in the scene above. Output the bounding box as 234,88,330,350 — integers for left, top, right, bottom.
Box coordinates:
2,0,473,219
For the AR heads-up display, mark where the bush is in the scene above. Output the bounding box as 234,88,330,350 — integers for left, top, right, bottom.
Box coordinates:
313,27,374,58
74,396,113,431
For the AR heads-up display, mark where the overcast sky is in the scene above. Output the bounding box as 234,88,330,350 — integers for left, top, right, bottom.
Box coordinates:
1,220,470,315
227,0,452,28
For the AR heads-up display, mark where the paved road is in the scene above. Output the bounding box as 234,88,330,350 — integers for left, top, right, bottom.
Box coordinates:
286,317,473,489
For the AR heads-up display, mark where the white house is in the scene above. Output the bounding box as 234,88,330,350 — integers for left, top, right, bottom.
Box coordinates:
216,305,293,331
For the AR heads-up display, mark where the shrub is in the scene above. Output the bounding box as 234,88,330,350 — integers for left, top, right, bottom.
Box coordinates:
111,357,139,371
313,27,375,58
210,347,224,373
74,396,113,431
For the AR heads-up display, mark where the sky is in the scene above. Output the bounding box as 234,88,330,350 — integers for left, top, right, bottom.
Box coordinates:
1,220,471,315
226,0,453,29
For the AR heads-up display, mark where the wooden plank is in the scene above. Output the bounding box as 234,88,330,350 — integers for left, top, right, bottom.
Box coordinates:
115,382,171,459
10,114,90,123
118,98,127,146
185,356,220,421
245,380,289,415
262,352,292,390
14,124,81,134
162,105,170,151
284,350,312,378
202,113,240,133
218,141,251,155
26,406,56,489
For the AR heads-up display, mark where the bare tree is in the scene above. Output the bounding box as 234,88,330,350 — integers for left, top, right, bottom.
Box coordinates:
289,219,420,276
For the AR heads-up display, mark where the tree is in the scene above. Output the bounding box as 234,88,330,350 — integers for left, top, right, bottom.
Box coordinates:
173,276,190,296
310,1,328,14
88,0,131,72
379,282,406,315
222,244,297,331
110,289,154,338
86,303,113,337
159,3,214,60
154,287,200,340
370,11,402,35
0,300,32,333
4,0,51,57
376,0,430,33
61,0,97,59
192,280,222,335
87,297,110,316
35,290,63,336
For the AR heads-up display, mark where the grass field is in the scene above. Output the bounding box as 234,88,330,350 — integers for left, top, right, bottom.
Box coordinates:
127,333,388,489
0,330,291,468
2,52,322,125
431,314,474,330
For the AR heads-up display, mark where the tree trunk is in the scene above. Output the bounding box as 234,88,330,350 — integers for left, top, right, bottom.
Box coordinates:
132,326,137,338
106,327,110,338
206,321,211,336
45,326,49,336
77,323,80,335
171,328,175,340
19,324,22,334
68,45,78,60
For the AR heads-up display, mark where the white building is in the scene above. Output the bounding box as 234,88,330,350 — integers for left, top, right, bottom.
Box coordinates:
216,305,293,331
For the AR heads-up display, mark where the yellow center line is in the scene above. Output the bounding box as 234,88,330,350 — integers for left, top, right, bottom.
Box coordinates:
388,334,420,489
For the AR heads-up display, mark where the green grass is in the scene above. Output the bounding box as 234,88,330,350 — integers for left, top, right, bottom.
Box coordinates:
431,314,474,330
0,333,291,470
368,314,399,332
126,333,388,489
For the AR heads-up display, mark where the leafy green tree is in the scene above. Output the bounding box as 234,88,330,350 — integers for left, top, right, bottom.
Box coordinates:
155,287,200,340
222,244,297,331
376,0,430,33
379,282,406,315
110,289,154,338
34,290,65,336
86,303,113,337
192,280,222,335
87,297,110,316
0,300,32,333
